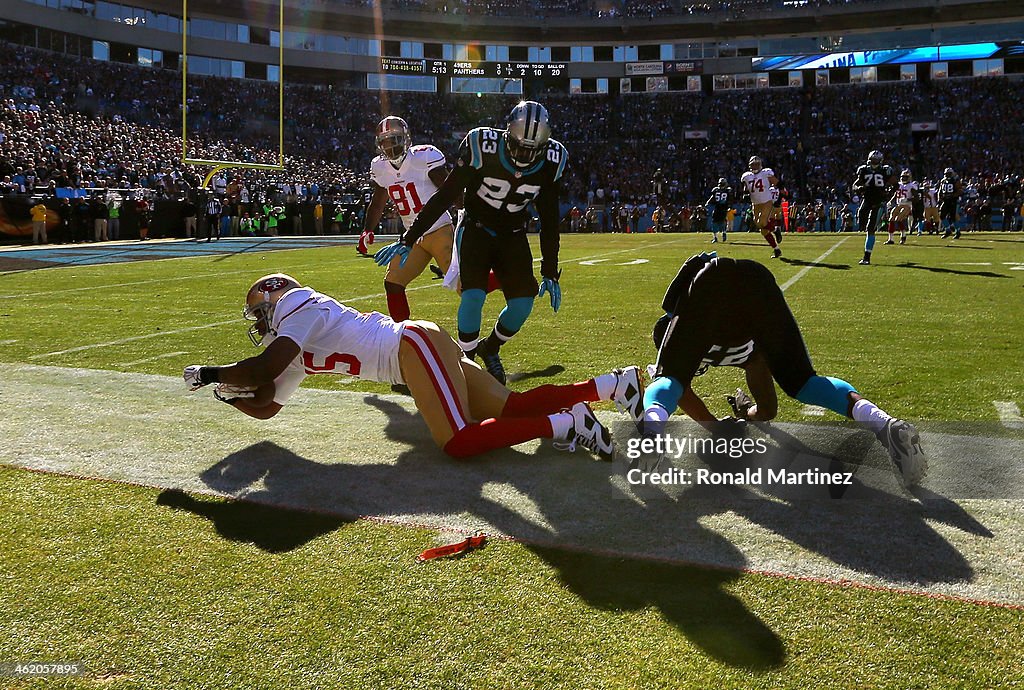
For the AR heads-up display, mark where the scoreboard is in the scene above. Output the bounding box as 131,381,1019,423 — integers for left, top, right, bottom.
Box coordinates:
380,57,567,79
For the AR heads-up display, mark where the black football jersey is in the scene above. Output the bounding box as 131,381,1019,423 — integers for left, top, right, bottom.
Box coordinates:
456,127,568,231
854,164,894,204
937,178,958,201
707,186,732,220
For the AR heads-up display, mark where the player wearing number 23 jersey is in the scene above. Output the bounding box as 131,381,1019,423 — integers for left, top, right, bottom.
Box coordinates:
361,117,456,323
376,101,568,386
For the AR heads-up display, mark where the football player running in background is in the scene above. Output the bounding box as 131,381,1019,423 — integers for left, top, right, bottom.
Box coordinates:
740,156,781,258
853,150,897,265
639,253,927,487
374,101,567,386
705,178,732,244
885,169,919,245
184,274,646,460
938,168,963,239
921,179,940,235
359,117,456,323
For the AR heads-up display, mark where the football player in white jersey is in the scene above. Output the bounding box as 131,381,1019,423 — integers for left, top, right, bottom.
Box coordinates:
921,180,940,235
184,274,647,460
885,170,919,245
739,156,781,258
360,116,456,323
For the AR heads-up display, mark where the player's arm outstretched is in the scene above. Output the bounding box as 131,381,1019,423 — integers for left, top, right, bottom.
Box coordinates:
183,337,300,419
536,181,562,312
374,164,469,267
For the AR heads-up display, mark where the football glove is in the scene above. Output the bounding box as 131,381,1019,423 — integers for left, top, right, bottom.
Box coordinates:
213,384,256,404
539,276,561,313
373,242,410,268
726,388,755,418
184,365,210,391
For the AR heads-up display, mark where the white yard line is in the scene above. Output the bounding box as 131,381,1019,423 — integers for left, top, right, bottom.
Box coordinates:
993,401,1024,429
0,339,17,345
780,237,849,292
121,351,187,366
801,405,828,417
30,321,239,359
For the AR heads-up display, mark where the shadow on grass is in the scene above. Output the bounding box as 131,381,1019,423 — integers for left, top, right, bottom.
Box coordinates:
533,545,786,670
894,261,1008,278
779,256,850,270
171,399,787,671
156,487,353,553
506,364,565,383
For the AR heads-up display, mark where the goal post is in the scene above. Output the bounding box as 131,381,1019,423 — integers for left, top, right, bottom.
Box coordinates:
180,0,285,188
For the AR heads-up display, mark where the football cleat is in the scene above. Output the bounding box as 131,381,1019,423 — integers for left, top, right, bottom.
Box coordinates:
476,339,506,386
883,239,895,245
428,264,445,279
611,366,644,431
726,388,754,418
858,258,871,265
722,232,727,242
771,247,782,259
711,237,718,243
554,403,614,461
899,236,906,245
878,419,927,487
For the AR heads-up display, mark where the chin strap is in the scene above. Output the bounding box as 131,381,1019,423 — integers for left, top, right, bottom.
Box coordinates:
416,533,487,563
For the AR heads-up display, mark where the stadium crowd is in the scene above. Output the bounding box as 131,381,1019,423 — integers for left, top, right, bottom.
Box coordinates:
309,0,893,19
2,40,1023,243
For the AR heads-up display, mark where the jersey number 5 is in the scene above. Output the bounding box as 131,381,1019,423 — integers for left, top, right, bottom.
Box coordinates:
477,177,542,213
388,183,425,216
303,351,362,376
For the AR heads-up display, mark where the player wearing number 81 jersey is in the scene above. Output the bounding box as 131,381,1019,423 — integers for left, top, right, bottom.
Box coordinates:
361,116,455,323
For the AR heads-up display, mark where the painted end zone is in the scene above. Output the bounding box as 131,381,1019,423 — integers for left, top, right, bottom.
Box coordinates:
2,364,1022,607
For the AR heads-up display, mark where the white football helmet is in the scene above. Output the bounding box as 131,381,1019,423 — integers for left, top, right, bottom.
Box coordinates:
900,169,912,183
748,156,762,173
244,273,301,346
505,101,551,167
375,116,411,165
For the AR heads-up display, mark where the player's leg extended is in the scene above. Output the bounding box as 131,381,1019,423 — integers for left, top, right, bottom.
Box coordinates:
860,204,878,264
897,205,910,243
421,223,455,274
383,240,432,322
476,232,538,383
401,322,600,458
754,202,780,256
454,223,494,355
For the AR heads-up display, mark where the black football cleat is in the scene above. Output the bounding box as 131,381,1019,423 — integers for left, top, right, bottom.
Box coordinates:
476,339,506,386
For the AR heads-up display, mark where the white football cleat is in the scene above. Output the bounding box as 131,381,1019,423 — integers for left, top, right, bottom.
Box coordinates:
879,419,927,487
554,403,614,461
611,366,644,431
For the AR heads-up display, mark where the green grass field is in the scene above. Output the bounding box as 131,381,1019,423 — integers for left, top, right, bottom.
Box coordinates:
1,232,1022,688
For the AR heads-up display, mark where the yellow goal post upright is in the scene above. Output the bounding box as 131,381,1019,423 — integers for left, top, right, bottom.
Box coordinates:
180,0,285,190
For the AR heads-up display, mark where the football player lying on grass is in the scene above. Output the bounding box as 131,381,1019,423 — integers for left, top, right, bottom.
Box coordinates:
642,253,927,487
184,274,644,460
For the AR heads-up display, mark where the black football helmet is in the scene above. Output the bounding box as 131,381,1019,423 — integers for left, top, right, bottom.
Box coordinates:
867,150,884,166
504,101,551,167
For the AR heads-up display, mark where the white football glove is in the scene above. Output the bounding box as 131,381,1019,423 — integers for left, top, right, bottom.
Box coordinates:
213,384,256,404
183,365,208,391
